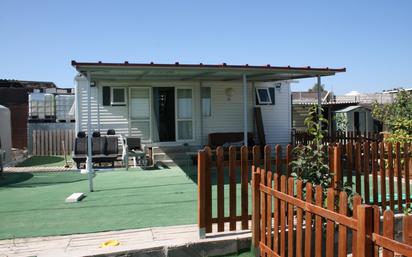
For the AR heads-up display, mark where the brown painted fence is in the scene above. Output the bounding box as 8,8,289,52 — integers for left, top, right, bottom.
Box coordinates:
294,131,383,146
197,142,412,236
31,129,75,155
252,169,412,257
197,145,293,237
332,141,412,212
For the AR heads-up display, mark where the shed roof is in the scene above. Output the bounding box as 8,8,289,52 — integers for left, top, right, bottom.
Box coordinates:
335,105,370,113
71,61,346,82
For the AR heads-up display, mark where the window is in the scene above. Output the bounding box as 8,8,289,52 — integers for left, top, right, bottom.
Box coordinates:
111,87,126,105
201,87,211,117
255,87,273,105
177,88,193,140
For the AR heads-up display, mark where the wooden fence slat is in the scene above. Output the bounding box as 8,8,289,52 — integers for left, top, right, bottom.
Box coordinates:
56,129,61,155
372,142,378,205
280,176,287,257
326,188,335,257
296,180,303,257
363,142,370,204
204,147,212,233
253,145,261,168
347,142,353,187
373,206,380,257
382,210,394,257
338,191,348,257
356,205,374,257
395,142,403,211
264,145,271,173
48,130,52,155
273,174,280,254
286,144,292,177
334,144,342,189
380,142,387,210
276,145,282,177
266,172,273,251
355,142,362,194
352,195,362,257
260,169,267,248
197,150,206,238
241,146,249,230
405,143,410,210
315,185,323,257
216,147,225,232
252,168,261,249
304,183,313,257
403,215,412,246
229,146,237,231
388,143,395,210
287,177,294,257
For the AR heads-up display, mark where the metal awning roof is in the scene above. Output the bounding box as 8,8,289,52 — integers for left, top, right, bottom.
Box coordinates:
71,61,346,82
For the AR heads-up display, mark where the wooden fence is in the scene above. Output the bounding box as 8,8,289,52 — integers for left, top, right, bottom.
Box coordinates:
197,141,412,236
294,131,383,146
31,129,75,155
252,170,412,257
197,145,293,237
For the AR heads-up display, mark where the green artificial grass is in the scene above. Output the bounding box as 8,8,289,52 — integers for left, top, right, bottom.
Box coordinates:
0,166,250,240
16,156,73,167
0,168,198,239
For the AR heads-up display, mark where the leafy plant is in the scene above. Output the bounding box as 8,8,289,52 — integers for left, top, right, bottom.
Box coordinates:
291,105,332,200
372,88,412,144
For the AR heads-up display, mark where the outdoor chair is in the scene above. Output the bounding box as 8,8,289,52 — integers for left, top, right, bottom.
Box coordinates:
121,136,148,170
105,135,119,167
72,132,87,169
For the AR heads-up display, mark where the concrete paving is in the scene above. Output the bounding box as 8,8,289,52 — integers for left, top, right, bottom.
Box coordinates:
0,224,251,257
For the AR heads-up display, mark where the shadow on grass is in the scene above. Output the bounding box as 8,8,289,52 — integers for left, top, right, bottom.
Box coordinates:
16,156,66,167
0,172,33,186
0,172,89,188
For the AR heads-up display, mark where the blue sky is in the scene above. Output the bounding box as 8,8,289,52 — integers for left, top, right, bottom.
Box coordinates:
0,0,411,94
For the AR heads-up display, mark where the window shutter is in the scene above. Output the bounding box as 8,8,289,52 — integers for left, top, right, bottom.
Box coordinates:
102,87,110,106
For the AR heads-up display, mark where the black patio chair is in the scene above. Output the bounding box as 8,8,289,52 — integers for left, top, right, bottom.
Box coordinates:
72,132,87,169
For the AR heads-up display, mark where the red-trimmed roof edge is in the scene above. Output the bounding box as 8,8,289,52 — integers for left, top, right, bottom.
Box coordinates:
71,60,346,73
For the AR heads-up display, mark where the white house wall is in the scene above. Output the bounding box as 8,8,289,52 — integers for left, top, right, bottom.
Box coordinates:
255,82,292,147
75,75,292,146
201,82,254,145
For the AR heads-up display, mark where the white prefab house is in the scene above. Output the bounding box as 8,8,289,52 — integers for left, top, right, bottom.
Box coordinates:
72,61,345,164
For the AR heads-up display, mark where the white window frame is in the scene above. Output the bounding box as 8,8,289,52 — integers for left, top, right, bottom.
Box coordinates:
111,87,127,105
175,87,195,141
128,87,152,142
256,87,272,105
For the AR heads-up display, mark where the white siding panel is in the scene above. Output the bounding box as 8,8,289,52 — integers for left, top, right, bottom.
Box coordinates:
256,82,292,147
201,82,254,145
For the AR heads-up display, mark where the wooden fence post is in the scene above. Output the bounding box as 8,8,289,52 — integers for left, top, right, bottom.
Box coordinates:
252,168,261,254
357,205,375,257
197,150,206,239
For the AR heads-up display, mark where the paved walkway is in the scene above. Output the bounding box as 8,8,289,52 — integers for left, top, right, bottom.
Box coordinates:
0,224,251,257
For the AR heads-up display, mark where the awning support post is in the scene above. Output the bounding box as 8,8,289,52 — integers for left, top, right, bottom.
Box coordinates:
243,74,248,146
86,71,94,192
